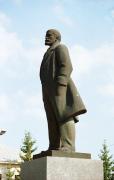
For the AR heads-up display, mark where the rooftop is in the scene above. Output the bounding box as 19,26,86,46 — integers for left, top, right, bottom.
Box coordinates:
0,145,20,162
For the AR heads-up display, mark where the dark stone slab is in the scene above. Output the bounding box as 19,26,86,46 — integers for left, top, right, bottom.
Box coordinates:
33,150,91,160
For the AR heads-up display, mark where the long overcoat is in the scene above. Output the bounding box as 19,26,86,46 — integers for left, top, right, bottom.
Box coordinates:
40,41,87,123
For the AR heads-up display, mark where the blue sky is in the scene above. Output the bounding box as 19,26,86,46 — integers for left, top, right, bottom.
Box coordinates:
0,0,114,160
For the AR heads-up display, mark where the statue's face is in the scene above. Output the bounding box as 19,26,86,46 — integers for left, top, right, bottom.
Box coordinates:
45,31,57,46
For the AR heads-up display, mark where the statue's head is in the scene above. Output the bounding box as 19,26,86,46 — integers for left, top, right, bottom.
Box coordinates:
45,29,61,46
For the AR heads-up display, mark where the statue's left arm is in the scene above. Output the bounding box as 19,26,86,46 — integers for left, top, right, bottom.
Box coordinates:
55,44,73,96
55,44,73,86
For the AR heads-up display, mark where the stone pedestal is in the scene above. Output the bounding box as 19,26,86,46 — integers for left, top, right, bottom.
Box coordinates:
33,150,91,159
21,151,103,180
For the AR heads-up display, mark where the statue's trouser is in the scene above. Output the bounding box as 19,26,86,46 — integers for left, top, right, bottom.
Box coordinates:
60,119,75,151
42,87,75,151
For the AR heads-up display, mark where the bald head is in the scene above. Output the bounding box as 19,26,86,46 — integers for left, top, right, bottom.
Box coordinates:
47,29,61,41
45,29,61,46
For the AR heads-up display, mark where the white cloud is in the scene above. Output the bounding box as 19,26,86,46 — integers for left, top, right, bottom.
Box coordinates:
1,10,114,124
0,28,23,64
52,4,74,27
24,93,45,119
0,94,17,123
111,9,114,18
0,12,23,65
54,4,63,14
0,0,22,5
0,92,24,127
0,95,10,112
0,91,44,124
26,94,42,108
70,45,92,76
0,11,43,81
0,12,11,28
0,10,114,149
93,43,114,65
11,0,22,5
60,16,74,27
23,45,44,70
69,42,114,80
98,84,114,97
69,42,114,114
0,12,44,124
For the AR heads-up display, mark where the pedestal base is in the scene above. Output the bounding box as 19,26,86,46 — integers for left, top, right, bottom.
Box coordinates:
33,150,91,159
21,155,103,180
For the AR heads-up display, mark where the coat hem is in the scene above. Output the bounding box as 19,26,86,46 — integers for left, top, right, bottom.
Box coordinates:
58,109,87,124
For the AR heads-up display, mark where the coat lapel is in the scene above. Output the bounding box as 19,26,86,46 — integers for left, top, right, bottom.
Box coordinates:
40,41,60,78
43,41,60,61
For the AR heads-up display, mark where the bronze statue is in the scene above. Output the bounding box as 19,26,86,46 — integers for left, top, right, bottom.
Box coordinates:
40,29,87,152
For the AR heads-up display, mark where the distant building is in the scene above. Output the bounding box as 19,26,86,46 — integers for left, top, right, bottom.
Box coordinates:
0,145,21,179
0,161,20,180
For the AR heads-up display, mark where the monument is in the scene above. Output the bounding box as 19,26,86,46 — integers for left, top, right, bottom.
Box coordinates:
40,29,87,152
21,29,103,180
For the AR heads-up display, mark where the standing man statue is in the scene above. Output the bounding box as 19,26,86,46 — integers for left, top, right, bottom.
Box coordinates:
40,29,87,152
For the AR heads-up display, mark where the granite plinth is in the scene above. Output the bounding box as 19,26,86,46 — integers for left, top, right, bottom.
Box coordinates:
33,150,91,159
21,156,103,180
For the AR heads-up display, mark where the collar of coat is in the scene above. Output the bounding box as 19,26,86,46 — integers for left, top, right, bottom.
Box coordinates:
43,41,60,60
47,40,60,52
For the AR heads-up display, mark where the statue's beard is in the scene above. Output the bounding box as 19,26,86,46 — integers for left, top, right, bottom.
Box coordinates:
45,40,52,46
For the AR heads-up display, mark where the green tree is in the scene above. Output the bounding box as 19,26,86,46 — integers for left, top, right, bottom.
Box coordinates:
15,168,21,180
15,174,21,180
111,166,114,180
6,167,14,180
20,131,37,161
99,140,114,180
